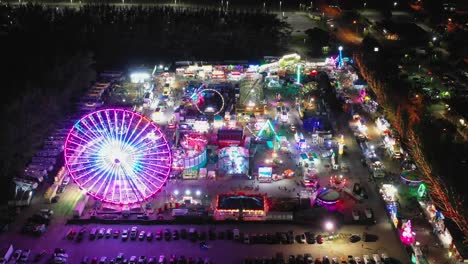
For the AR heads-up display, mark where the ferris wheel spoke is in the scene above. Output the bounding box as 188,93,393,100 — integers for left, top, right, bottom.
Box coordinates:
77,119,101,142
90,112,114,147
94,165,116,201
123,115,143,147
121,110,135,145
143,166,170,180
104,110,118,143
126,122,151,148
139,169,166,185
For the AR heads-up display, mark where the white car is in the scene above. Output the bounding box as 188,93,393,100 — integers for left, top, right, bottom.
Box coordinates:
62,176,70,185
365,208,373,219
354,256,362,264
352,209,360,221
98,228,105,238
362,255,370,264
121,229,129,240
298,234,306,244
129,256,137,264
373,254,381,263
138,230,146,240
105,228,112,238
381,253,389,261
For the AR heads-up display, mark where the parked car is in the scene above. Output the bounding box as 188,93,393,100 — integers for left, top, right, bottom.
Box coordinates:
138,255,146,264
67,228,77,240
297,234,306,244
372,254,381,263
365,208,373,219
138,230,146,240
81,256,90,264
113,229,120,238
172,230,179,240
164,229,171,240
316,234,323,244
19,249,31,262
155,229,163,240
130,226,138,240
105,228,112,238
146,231,153,241
62,176,71,185
97,228,105,238
122,229,129,240
352,210,360,221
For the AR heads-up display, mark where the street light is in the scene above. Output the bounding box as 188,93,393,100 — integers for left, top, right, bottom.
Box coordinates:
374,47,379,52
338,46,343,68
196,190,202,196
325,221,334,232
279,1,282,11
174,190,179,195
185,190,191,195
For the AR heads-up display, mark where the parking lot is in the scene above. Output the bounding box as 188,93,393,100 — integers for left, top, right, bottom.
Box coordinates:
3,218,409,263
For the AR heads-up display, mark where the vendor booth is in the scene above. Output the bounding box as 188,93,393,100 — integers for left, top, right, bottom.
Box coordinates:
258,167,273,183
214,194,267,221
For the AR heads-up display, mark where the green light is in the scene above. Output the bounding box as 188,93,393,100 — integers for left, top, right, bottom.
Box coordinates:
297,64,301,84
417,183,426,198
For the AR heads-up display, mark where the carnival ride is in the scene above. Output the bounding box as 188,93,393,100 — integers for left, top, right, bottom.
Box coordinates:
64,109,172,206
191,88,225,115
172,133,208,172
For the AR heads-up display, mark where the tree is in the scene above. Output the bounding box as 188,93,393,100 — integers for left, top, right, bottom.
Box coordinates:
305,28,331,57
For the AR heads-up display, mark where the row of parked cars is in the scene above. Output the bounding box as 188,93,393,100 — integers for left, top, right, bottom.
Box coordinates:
70,227,335,246
81,253,212,264
240,230,323,245
245,253,393,264
71,226,243,242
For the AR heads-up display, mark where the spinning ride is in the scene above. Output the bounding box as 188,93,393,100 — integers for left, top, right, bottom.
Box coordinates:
64,109,172,206
192,88,225,115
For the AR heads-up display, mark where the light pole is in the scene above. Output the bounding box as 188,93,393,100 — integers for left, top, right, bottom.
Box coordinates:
338,46,343,68
279,1,282,12
324,221,335,238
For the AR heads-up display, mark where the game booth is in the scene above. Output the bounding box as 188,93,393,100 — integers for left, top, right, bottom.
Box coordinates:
172,133,208,179
258,167,273,183
302,168,318,187
217,147,249,177
214,194,267,221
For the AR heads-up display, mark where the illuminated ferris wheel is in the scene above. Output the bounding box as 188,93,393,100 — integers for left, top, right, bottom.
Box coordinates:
64,109,172,205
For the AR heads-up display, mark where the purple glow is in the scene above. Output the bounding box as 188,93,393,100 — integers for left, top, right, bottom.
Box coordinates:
64,109,172,205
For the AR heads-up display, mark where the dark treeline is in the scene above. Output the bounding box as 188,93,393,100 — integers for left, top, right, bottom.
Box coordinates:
0,3,290,203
